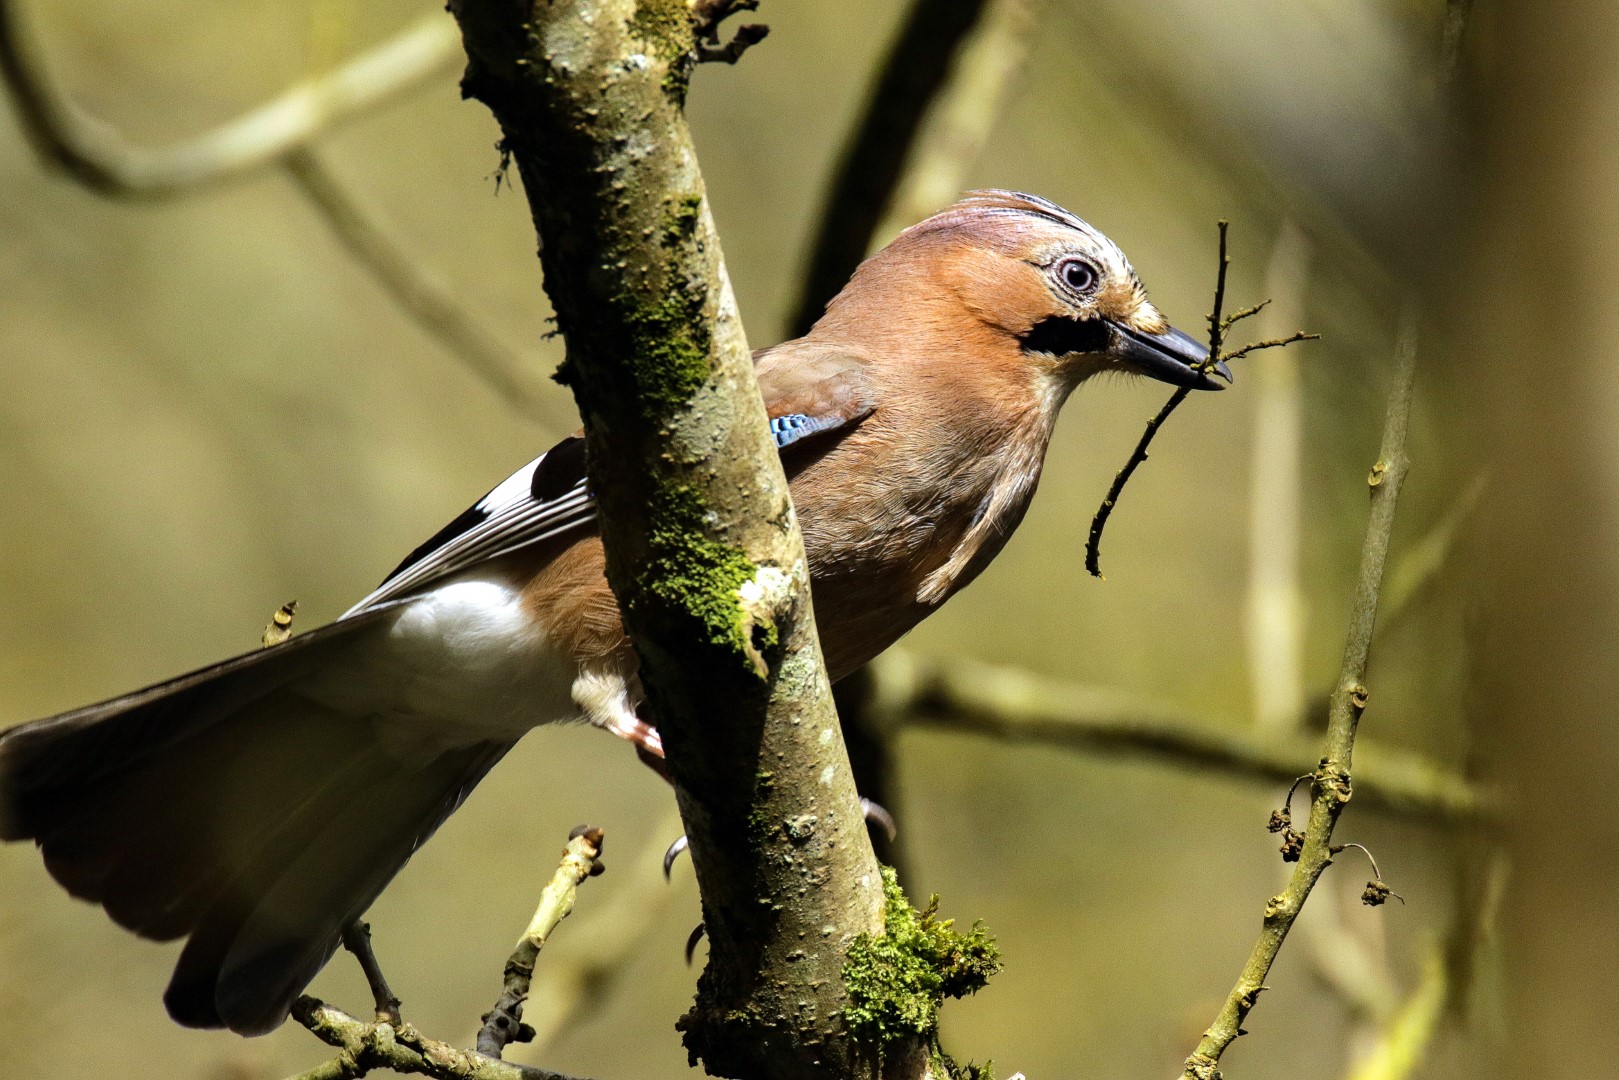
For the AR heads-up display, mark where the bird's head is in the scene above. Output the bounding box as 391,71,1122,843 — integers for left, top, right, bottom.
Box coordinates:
822,190,1228,396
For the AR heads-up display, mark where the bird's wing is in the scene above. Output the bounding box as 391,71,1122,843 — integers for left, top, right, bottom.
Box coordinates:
346,343,875,615
756,340,877,450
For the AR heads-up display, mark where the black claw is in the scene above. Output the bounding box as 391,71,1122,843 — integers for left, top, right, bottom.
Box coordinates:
685,921,707,966
663,834,689,880
860,797,898,842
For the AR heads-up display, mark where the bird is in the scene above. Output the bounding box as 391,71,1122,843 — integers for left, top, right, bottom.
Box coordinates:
0,190,1226,1037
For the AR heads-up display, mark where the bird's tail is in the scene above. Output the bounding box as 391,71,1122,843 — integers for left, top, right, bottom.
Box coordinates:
0,607,512,1036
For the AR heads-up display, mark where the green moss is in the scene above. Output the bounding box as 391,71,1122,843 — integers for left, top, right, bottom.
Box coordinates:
663,193,703,246
842,868,1001,1047
931,1053,998,1080
634,483,771,665
620,275,710,418
628,0,697,99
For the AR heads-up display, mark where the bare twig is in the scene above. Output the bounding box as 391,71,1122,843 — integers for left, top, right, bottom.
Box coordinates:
692,0,769,63
1085,222,1316,578
341,920,403,1027
282,147,566,426
788,0,995,335
874,650,1492,825
0,2,457,198
1220,331,1319,364
1084,221,1230,580
286,998,590,1080
262,600,299,647
696,25,769,65
515,812,681,1054
284,829,606,1080
477,827,605,1059
1181,306,1420,1079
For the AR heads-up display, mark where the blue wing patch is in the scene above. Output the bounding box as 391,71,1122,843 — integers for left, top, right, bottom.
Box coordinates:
770,413,844,449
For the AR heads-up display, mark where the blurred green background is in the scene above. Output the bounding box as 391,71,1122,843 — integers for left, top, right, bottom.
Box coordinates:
4,0,1601,1077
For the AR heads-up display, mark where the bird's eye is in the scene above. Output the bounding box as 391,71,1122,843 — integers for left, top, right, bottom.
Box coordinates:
1058,258,1099,295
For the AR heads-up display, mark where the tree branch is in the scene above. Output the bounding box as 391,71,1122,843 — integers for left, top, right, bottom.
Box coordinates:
0,2,457,198
478,827,605,1059
872,651,1492,825
287,998,591,1080
788,0,994,336
1181,306,1420,1079
515,811,683,1055
282,146,567,426
445,3,924,1075
285,827,607,1080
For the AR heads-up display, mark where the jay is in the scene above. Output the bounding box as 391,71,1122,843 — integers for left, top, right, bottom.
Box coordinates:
0,190,1225,1036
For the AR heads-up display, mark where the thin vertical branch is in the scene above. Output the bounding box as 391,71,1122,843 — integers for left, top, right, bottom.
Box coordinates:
1245,220,1311,733
1182,308,1419,1079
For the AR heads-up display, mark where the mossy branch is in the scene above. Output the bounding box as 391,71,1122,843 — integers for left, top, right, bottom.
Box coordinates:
445,3,933,1076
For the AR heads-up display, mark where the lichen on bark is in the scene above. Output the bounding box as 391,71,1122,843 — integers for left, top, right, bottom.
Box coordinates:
447,2,906,1077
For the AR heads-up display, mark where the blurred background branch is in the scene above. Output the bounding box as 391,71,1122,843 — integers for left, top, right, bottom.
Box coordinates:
872,650,1491,824
788,0,994,335
0,0,457,197
282,146,565,425
0,0,562,421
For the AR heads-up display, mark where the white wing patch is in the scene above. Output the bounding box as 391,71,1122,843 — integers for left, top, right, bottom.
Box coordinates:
343,453,597,618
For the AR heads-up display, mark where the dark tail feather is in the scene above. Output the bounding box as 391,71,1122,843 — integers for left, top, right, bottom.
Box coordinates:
0,603,511,1035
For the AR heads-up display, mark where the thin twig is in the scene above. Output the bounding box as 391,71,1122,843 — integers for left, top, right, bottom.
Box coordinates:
873,650,1493,825
1221,331,1319,365
1181,305,1421,1079
282,147,567,426
1084,221,1227,580
477,827,605,1059
1085,222,1316,578
516,812,682,1053
285,829,606,1080
0,2,457,198
788,0,995,336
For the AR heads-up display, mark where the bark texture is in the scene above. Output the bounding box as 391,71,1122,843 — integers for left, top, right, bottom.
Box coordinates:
446,3,904,1076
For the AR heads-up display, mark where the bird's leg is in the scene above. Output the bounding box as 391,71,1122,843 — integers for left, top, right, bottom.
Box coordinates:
340,920,402,1026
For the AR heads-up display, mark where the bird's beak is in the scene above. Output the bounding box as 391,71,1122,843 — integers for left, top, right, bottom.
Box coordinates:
1107,321,1231,391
